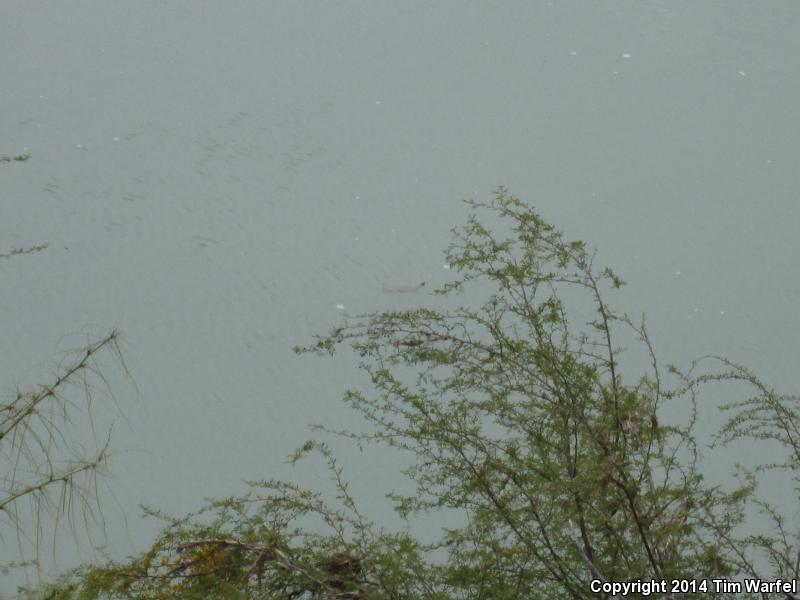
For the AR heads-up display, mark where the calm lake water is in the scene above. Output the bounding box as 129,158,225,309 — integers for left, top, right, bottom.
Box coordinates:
2,1,798,593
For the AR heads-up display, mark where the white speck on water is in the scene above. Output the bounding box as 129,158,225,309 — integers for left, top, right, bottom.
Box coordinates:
443,264,450,270
76,144,86,149
719,310,726,316
622,53,632,59
694,308,700,313
674,270,681,276
354,195,360,200
613,70,620,75
112,137,120,141
375,100,382,105
766,159,772,164
569,50,577,56
335,304,345,310
353,236,359,241
738,71,746,76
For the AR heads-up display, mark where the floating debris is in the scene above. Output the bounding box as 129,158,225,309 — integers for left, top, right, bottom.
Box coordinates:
382,282,425,294
0,153,31,163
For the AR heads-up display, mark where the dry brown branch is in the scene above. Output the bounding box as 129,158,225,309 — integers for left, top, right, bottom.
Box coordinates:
171,538,365,597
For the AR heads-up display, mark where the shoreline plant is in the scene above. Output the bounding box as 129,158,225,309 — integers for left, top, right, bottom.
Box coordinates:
31,189,799,599
2,235,132,589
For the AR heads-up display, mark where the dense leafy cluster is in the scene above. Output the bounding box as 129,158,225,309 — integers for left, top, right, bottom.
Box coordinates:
31,190,799,599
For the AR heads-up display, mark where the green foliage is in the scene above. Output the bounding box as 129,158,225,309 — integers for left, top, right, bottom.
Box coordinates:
2,237,133,585
1,330,131,580
31,444,435,600
34,189,799,598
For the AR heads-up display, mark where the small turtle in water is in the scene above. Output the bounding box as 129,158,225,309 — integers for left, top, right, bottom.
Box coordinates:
382,281,425,293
